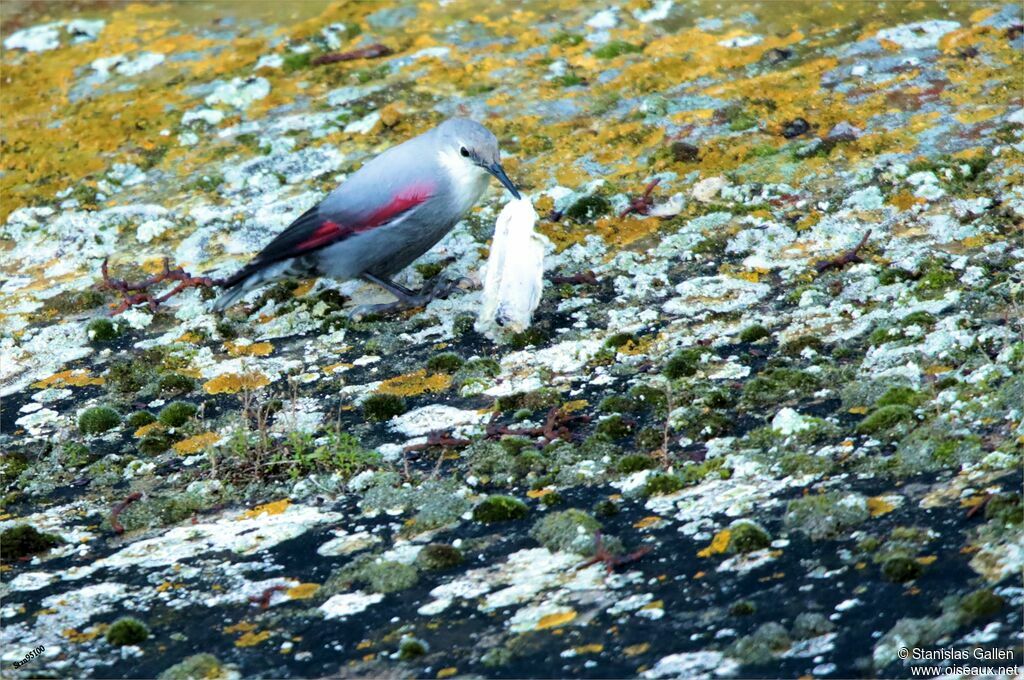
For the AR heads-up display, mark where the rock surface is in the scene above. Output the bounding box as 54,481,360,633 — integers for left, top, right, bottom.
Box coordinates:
1,1,1022,678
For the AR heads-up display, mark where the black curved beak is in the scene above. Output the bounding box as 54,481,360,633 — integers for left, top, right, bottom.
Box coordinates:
486,162,521,199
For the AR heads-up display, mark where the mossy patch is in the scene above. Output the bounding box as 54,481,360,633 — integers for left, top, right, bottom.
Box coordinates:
416,543,463,570
876,387,926,408
957,589,1004,624
564,194,611,222
784,492,869,540
157,654,226,680
87,318,121,343
857,405,914,435
158,401,197,427
739,324,771,343
617,454,659,473
664,348,705,379
106,617,149,646
594,40,643,59
473,495,529,523
529,509,601,554
362,394,407,422
643,473,685,497
742,368,821,406
78,406,121,434
426,353,464,373
126,410,157,429
0,524,63,563
881,555,923,582
728,520,772,553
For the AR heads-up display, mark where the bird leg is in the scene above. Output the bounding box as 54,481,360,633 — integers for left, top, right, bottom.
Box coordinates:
350,272,469,319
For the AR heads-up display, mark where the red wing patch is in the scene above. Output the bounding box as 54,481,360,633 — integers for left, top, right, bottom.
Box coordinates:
293,183,435,254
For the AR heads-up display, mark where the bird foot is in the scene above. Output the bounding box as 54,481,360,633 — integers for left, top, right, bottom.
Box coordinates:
349,274,472,320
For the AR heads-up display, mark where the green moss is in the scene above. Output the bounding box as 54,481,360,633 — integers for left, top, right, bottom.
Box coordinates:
362,394,407,422
664,347,704,379
126,410,157,428
551,32,583,46
106,617,149,646
729,622,790,664
106,359,157,394
742,368,821,406
628,384,668,412
554,73,584,87
643,473,684,497
529,509,601,554
0,524,63,563
727,109,758,132
426,352,464,373
414,262,445,281
508,326,549,350
473,495,529,523
158,373,197,396
604,332,636,349
599,395,633,413
282,51,312,73
691,231,731,256
792,612,834,639
87,318,120,343
728,521,772,553
157,401,197,427
857,404,914,435
43,287,105,314
901,311,936,327
739,325,770,343
784,492,869,540
876,387,926,408
984,493,1022,525
881,555,923,582
878,267,915,285
779,335,824,357
60,442,92,468
416,543,463,570
158,654,225,680
594,40,643,59
496,388,561,413
617,454,658,473
914,258,958,299
594,414,634,440
729,601,756,616
139,434,171,455
398,637,428,660
78,406,121,434
361,560,419,594
564,194,611,222
957,589,1004,624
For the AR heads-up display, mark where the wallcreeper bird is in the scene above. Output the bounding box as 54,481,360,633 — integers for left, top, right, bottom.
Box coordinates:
214,118,520,315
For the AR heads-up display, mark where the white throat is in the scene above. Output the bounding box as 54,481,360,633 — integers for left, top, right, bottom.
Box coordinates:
437,148,490,211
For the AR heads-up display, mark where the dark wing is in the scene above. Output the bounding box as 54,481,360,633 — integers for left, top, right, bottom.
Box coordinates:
221,183,435,288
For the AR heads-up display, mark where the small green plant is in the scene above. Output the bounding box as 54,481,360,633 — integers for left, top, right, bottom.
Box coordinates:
78,406,121,434
106,617,149,646
643,473,684,497
664,348,704,379
739,325,770,343
728,521,772,553
362,394,407,422
416,543,464,570
594,40,643,59
426,353,464,373
473,495,529,523
158,401,197,427
87,318,121,342
857,405,914,435
0,525,63,563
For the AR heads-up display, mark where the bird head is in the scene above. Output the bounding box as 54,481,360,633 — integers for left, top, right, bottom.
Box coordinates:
436,118,521,199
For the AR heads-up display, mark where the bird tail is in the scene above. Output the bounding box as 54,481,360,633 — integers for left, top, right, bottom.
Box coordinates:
213,260,295,312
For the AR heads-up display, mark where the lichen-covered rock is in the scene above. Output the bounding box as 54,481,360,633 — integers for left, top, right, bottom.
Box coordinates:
1,0,1021,677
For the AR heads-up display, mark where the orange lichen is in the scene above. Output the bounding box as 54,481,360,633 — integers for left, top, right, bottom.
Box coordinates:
224,341,274,357
536,609,577,630
241,499,291,519
697,529,732,558
203,372,271,394
32,370,104,389
172,432,221,455
376,369,452,397
286,583,320,600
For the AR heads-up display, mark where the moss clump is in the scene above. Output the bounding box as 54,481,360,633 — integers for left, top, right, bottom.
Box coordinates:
362,394,407,422
43,287,105,314
784,492,869,540
158,654,225,680
780,335,824,357
139,434,171,455
529,509,601,554
914,259,958,299
604,332,636,349
599,395,634,413
728,521,772,553
426,353,464,373
564,194,611,222
729,622,790,664
496,388,561,413
594,40,643,59
282,51,312,73
730,601,756,616
680,458,732,485
617,454,659,473
857,405,914,435
416,543,463,570
106,359,157,394
881,555,923,582
643,473,684,497
414,262,445,281
398,637,429,660
739,325,770,343
876,387,926,408
742,368,821,405
157,401,197,427
0,524,63,563
594,499,619,518
60,442,92,467
594,414,633,440
508,326,549,350
87,318,120,342
984,493,1022,525
551,31,583,46
78,406,121,434
106,617,149,646
126,410,157,428
792,612,834,639
158,373,197,395
664,347,704,379
473,495,529,523
359,560,419,594
957,589,1004,624
901,311,936,327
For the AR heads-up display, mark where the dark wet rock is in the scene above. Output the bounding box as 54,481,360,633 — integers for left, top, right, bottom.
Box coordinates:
781,117,810,138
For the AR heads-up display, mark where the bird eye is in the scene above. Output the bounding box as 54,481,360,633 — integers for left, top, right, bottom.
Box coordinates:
460,146,470,157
